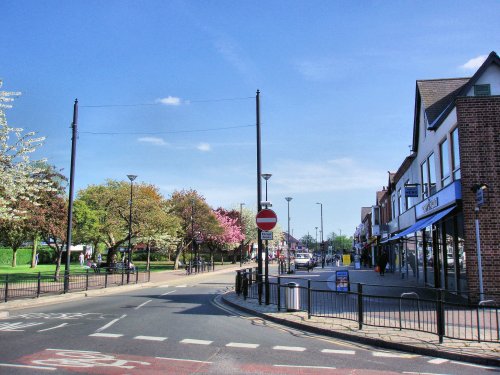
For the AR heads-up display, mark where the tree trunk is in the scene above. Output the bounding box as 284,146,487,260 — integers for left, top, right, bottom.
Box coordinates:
146,240,151,271
54,250,63,281
11,247,18,267
173,241,184,270
31,237,39,268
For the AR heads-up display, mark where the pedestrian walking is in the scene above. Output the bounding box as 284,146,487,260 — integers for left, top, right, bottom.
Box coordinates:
79,252,84,266
378,250,388,276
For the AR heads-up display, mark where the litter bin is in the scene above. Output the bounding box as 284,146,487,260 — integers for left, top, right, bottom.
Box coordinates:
286,282,300,311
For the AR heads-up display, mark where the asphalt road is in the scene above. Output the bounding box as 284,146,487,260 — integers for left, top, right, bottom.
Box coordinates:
0,270,495,374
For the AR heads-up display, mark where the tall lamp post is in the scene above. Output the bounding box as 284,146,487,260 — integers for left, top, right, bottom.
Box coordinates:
127,174,137,283
239,203,245,267
315,226,318,256
285,197,293,273
316,202,324,268
472,183,488,301
261,173,272,305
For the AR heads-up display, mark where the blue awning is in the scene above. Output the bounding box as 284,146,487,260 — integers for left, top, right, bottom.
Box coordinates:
390,205,456,241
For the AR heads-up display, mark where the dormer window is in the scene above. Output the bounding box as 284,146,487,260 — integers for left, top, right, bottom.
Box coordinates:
474,84,491,96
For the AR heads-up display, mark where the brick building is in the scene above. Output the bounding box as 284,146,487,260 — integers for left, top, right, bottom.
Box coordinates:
355,51,499,302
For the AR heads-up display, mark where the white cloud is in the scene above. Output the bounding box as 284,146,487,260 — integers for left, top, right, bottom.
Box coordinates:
156,96,182,106
197,142,211,152
459,55,487,71
137,137,168,146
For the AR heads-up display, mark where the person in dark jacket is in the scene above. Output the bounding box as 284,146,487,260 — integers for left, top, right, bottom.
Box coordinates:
378,251,389,276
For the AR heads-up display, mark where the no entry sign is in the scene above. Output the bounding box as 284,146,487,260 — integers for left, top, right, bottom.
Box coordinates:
256,209,278,231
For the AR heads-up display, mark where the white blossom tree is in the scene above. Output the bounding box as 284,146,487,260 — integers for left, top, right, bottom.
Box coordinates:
0,80,52,220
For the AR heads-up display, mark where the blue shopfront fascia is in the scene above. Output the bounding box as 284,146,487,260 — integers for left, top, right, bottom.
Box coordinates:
383,180,462,243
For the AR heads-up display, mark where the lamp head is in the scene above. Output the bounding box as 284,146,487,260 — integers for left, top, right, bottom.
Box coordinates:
127,174,137,182
471,183,488,192
285,197,292,202
261,173,272,180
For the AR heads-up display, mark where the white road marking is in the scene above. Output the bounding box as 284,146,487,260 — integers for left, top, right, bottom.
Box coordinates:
38,323,68,332
273,345,306,352
156,357,212,364
180,339,213,345
159,284,170,288
134,335,167,341
274,364,336,370
321,349,355,355
161,291,175,296
89,333,123,338
176,285,188,288
95,314,126,332
226,342,259,348
135,300,152,310
373,351,418,358
427,358,449,364
0,363,56,371
0,322,44,331
450,361,497,370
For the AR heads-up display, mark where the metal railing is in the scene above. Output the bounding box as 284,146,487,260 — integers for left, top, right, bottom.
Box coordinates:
235,268,500,343
1,267,150,303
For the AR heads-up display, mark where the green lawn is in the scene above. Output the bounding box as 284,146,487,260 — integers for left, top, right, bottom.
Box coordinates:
0,263,90,275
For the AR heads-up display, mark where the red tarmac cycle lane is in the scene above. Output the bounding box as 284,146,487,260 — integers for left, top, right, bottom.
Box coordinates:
15,348,404,375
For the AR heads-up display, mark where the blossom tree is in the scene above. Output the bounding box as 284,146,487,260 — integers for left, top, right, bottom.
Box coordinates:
0,80,51,221
205,208,244,264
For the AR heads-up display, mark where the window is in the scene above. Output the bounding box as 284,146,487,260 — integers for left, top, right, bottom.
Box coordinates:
398,188,403,215
440,138,451,187
404,179,410,209
392,196,396,219
421,154,437,198
474,84,491,96
421,159,429,197
451,128,461,180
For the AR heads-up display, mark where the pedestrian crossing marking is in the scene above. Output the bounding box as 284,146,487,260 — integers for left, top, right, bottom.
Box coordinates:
0,322,44,331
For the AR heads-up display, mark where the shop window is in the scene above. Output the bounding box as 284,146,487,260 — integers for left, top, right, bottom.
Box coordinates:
398,188,403,215
451,128,461,180
421,154,437,198
440,138,451,187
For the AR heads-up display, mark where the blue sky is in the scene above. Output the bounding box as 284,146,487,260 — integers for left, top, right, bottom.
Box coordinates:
2,1,499,241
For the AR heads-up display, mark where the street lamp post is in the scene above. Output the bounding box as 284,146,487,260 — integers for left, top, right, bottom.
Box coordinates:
285,197,293,273
190,198,195,274
239,203,245,267
127,174,137,283
472,183,488,301
261,173,272,305
315,226,318,256
316,202,324,268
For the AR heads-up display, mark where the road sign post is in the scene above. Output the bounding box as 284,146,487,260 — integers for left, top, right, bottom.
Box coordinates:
256,209,278,306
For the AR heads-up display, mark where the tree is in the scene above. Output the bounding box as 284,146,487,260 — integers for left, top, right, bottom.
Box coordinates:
0,206,31,267
168,189,221,269
0,81,51,221
74,180,181,267
300,234,316,251
30,166,68,280
205,208,244,264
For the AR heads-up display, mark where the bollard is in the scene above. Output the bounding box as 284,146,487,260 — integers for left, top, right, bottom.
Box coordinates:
277,277,281,311
357,283,364,330
242,272,249,300
37,272,41,298
235,270,242,295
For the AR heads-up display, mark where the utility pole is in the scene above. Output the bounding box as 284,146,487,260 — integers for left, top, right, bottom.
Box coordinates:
64,99,78,293
256,90,263,303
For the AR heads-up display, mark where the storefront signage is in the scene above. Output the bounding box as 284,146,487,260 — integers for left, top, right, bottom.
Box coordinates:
335,270,349,292
416,180,461,219
404,185,419,198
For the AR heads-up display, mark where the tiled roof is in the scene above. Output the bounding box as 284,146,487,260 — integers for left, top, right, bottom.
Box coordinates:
417,78,469,128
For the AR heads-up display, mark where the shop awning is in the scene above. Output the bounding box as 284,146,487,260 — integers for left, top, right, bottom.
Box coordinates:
389,205,456,241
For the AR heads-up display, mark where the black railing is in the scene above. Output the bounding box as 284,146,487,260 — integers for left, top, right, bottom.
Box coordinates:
235,268,500,343
1,267,150,303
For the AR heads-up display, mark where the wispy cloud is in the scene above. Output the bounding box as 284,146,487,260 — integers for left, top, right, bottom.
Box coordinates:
272,157,386,194
197,142,211,152
459,55,487,71
138,137,168,146
156,96,182,106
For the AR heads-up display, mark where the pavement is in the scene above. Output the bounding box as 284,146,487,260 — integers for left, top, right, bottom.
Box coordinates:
1,262,499,367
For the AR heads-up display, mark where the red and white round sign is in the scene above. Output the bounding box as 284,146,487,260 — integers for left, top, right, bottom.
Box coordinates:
255,209,278,231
